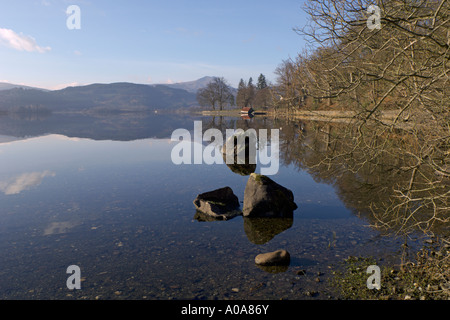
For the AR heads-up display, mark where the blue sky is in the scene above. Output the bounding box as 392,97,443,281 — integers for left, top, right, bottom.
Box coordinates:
0,0,308,89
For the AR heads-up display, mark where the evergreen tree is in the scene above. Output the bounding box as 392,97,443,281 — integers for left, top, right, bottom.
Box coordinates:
238,78,246,91
247,77,255,107
257,74,268,90
236,78,248,108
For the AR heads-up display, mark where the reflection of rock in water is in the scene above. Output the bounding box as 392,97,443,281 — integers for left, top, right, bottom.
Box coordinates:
222,131,257,176
225,161,256,176
194,210,240,222
256,264,289,274
243,217,293,244
193,187,242,221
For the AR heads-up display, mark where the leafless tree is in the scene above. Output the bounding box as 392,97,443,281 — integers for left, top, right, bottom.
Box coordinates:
197,77,235,110
270,0,449,236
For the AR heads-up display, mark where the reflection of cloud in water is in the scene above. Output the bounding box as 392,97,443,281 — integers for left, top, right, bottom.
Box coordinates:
0,170,55,195
43,221,80,236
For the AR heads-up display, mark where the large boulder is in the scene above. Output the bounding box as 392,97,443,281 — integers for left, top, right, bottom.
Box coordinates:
243,174,297,217
193,187,242,221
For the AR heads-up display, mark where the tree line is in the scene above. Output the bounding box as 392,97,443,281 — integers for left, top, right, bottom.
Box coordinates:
197,0,448,123
276,0,449,241
196,74,273,111
235,74,272,110
273,0,449,118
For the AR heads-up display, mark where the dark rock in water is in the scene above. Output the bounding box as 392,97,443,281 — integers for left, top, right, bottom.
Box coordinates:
255,250,290,266
193,187,242,221
243,173,297,217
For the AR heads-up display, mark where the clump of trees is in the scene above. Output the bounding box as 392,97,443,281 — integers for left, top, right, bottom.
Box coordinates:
196,74,273,111
236,74,273,110
273,0,449,118
196,77,235,111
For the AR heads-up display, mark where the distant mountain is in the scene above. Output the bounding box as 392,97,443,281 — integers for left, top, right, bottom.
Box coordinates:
163,76,216,93
162,76,238,96
0,82,48,91
0,82,198,113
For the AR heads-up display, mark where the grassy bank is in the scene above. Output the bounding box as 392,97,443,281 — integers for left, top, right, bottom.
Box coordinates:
332,238,450,300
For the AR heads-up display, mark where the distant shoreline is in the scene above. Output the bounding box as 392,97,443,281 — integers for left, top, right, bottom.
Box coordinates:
198,108,415,129
200,108,407,120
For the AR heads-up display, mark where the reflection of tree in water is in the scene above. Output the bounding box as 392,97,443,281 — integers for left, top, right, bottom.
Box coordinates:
276,116,449,298
200,115,449,238
288,121,447,237
199,115,450,294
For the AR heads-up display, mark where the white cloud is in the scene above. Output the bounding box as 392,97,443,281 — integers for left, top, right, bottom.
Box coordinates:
0,28,51,53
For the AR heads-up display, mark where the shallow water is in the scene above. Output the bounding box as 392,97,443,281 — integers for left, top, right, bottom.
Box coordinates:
0,114,426,299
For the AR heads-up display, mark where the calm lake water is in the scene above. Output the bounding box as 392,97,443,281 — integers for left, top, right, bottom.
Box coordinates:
0,113,427,299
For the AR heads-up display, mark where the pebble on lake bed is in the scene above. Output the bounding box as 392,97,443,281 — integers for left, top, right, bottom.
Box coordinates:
255,250,290,266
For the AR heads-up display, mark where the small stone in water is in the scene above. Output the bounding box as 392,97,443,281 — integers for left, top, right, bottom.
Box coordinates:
255,250,290,266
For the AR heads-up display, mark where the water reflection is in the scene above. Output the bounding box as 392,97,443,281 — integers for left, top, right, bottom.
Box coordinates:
43,221,81,236
276,119,449,238
255,264,289,274
0,171,55,195
0,112,201,141
243,217,293,245
197,115,448,240
0,112,447,299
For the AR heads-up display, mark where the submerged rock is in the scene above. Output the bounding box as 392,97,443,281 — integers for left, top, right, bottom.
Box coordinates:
243,173,297,217
193,187,242,221
255,250,291,266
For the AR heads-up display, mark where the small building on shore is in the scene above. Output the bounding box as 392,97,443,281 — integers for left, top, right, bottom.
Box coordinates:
241,107,254,115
